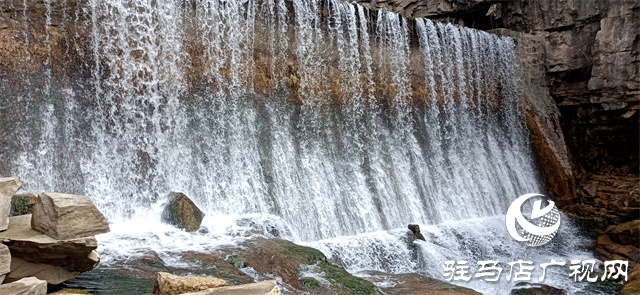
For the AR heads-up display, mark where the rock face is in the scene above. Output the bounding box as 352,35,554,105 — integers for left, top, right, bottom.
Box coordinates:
181,280,281,295
0,276,47,295
11,193,37,216
0,177,23,231
0,214,99,283
152,272,228,295
620,263,640,295
0,243,10,283
31,192,110,240
161,192,205,232
595,220,640,269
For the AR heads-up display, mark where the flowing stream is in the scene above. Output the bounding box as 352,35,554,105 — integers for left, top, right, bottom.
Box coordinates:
0,0,610,294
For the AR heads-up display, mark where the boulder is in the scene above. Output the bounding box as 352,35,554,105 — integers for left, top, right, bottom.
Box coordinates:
181,280,281,295
0,177,23,231
0,276,47,295
11,193,36,216
161,192,205,232
152,272,228,295
31,192,110,240
407,224,426,241
5,257,81,285
0,214,99,272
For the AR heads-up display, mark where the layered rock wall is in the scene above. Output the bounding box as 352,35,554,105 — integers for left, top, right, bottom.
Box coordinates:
349,0,639,234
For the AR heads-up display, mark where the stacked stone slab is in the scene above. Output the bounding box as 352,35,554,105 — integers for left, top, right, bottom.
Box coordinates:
0,177,23,231
0,178,110,286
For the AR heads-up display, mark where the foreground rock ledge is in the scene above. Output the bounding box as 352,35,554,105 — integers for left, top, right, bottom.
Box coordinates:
183,280,281,295
31,192,110,240
0,214,99,272
153,272,228,295
0,276,47,295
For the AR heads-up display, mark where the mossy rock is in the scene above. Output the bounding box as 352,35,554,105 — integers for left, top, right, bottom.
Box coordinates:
231,238,381,295
10,193,36,216
301,277,320,291
161,192,205,232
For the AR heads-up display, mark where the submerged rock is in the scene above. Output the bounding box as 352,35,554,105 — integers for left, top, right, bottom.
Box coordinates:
161,192,205,232
181,280,281,295
0,276,47,295
152,272,228,295
364,271,481,295
0,177,23,231
31,192,110,240
11,193,36,216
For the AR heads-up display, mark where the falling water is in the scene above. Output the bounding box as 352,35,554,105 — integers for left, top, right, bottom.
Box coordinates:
0,0,606,294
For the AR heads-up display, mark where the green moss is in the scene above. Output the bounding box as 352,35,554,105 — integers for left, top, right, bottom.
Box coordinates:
301,277,320,291
141,257,168,270
225,255,245,268
278,241,326,264
10,194,35,216
317,261,379,295
276,240,379,294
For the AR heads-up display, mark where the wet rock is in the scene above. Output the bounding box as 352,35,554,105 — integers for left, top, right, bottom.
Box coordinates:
5,257,81,285
152,272,228,295
363,271,481,295
510,282,567,295
0,214,99,272
11,193,37,216
0,276,47,295
0,177,23,231
161,192,205,232
595,220,640,269
607,220,640,246
0,243,10,283
181,280,281,295
407,224,425,243
168,237,380,294
31,192,110,240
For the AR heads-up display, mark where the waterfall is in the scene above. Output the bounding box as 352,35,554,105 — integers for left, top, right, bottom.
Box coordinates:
0,0,603,294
